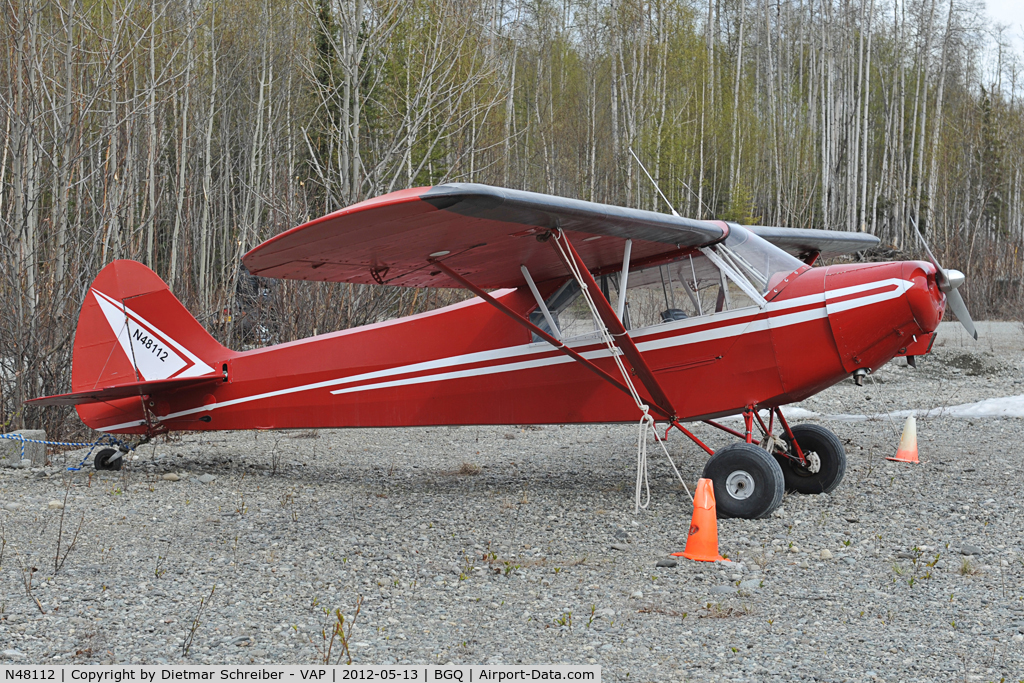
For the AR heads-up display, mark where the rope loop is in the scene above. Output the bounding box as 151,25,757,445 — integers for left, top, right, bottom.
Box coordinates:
635,412,693,513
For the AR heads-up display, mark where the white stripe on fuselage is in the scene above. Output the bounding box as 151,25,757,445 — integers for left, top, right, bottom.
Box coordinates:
95,278,911,431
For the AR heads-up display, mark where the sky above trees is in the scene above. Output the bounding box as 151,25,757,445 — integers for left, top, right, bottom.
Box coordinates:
984,0,1024,58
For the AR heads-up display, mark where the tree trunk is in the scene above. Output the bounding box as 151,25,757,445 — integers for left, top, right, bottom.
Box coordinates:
170,13,194,292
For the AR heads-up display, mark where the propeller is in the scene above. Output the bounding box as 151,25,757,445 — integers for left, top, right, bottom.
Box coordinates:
914,224,978,340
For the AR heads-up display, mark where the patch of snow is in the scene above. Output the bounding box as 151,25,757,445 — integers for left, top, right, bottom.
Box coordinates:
717,407,820,423
785,395,1024,422
902,394,1024,419
711,394,1024,425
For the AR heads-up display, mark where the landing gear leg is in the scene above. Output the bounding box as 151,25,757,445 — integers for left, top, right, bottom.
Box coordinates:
697,406,846,505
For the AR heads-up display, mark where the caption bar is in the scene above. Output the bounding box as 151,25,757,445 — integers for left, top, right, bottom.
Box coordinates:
0,667,600,683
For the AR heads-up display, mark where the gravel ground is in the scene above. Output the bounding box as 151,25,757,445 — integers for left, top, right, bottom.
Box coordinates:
1,321,1023,681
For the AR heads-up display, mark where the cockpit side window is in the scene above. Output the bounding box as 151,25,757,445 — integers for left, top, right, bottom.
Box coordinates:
529,276,620,340
527,226,803,341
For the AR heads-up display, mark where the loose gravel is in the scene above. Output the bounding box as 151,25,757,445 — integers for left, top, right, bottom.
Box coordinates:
1,321,1023,681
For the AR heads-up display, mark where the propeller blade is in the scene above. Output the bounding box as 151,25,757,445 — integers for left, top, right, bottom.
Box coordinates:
912,220,977,339
945,287,978,340
913,224,951,290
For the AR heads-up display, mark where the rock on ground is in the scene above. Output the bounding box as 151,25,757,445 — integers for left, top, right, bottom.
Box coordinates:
1,430,47,468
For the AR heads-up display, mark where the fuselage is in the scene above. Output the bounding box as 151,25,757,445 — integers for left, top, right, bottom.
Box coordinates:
82,258,945,434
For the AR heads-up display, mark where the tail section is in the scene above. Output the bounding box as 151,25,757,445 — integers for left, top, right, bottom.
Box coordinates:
31,260,229,433
73,260,226,390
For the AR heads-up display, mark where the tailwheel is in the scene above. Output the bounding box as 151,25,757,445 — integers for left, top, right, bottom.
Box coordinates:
776,424,846,494
702,442,785,519
94,447,124,471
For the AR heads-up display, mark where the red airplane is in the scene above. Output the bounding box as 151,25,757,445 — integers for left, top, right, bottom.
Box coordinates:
30,184,975,519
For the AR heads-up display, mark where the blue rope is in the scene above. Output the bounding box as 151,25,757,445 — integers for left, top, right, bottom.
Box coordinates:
0,432,136,471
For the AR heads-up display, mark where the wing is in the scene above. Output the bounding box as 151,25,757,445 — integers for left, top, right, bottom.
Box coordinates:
27,374,221,407
746,225,880,260
242,183,727,289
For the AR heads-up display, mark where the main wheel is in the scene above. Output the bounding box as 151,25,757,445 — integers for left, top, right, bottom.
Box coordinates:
776,424,846,494
94,447,123,471
702,443,785,519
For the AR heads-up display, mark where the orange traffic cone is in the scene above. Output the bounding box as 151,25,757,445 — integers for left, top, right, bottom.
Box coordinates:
672,478,724,562
887,415,919,463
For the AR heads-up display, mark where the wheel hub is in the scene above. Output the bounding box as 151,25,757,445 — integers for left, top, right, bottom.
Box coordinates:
725,470,755,500
804,452,821,474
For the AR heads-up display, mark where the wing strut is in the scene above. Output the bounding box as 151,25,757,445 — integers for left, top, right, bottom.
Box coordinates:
550,231,678,420
616,239,633,320
427,259,672,420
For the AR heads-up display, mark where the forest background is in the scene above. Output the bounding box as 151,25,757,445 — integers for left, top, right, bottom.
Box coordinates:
2,0,1023,437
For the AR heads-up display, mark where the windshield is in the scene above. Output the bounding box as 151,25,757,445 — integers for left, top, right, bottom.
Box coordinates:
715,224,805,295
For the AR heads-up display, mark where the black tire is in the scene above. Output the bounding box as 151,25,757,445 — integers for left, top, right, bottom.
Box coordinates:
94,447,123,471
776,424,846,494
702,443,785,519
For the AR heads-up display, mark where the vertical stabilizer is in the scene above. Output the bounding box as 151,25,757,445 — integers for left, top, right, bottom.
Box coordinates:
71,260,229,432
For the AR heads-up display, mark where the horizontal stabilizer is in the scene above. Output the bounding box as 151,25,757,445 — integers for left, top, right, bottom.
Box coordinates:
747,226,880,260
27,374,221,407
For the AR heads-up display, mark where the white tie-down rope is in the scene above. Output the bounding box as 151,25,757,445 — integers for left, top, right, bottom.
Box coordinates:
634,413,694,511
551,232,693,511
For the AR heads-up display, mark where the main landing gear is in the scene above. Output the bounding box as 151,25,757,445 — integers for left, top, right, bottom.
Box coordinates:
702,443,785,519
776,423,846,494
671,407,847,519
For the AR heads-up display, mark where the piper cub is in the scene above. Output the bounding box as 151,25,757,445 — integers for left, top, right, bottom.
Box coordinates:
32,184,974,519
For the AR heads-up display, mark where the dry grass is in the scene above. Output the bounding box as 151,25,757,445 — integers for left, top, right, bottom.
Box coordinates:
698,602,756,618
638,604,688,617
484,555,547,569
958,557,982,576
479,552,585,572
749,543,773,571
